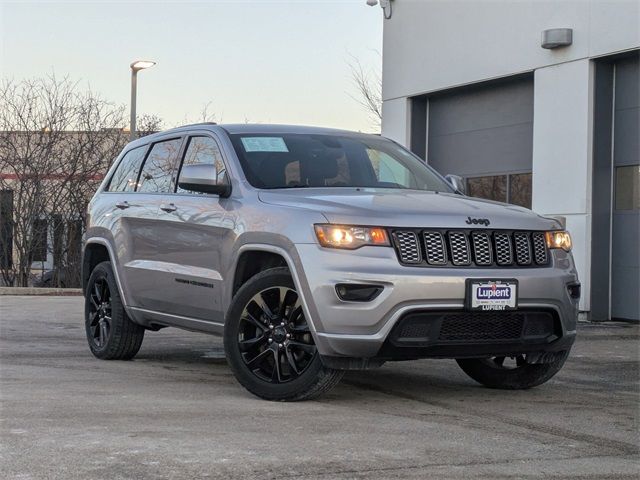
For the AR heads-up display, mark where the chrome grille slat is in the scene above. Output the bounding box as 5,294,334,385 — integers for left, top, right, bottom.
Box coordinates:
471,232,492,266
532,232,548,265
513,232,532,265
392,229,549,268
393,231,421,264
423,231,447,265
494,232,514,266
448,231,471,266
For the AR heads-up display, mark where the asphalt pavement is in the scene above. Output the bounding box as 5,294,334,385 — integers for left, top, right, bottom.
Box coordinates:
1,296,638,479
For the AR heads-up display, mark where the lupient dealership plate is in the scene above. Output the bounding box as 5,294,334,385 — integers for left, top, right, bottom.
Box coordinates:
465,279,518,311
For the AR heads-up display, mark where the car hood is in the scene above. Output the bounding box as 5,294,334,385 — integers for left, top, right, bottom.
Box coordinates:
258,188,561,231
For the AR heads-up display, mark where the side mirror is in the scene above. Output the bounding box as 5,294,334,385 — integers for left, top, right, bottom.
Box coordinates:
445,174,466,195
178,164,231,197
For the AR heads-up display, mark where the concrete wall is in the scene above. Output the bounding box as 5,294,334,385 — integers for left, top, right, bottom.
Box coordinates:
381,0,639,312
531,59,593,310
382,0,639,102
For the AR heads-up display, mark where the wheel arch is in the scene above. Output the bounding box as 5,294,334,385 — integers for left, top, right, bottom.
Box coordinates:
82,238,127,306
227,244,319,338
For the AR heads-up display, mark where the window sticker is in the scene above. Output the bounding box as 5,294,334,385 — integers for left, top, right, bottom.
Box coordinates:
241,137,289,153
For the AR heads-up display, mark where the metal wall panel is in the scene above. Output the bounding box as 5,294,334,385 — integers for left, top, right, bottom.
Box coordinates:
427,76,534,177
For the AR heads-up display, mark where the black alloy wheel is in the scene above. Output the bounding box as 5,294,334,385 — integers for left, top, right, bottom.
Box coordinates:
84,261,145,360
239,286,316,384
87,277,112,349
456,350,570,390
224,267,344,401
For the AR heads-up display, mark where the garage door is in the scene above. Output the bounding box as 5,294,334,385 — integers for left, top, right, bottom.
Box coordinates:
611,55,639,321
426,76,534,207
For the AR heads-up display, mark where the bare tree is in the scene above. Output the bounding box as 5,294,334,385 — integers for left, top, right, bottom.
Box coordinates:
0,75,132,287
135,113,163,138
348,54,383,131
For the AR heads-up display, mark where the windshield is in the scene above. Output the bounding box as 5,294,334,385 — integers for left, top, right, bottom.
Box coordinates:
228,133,454,193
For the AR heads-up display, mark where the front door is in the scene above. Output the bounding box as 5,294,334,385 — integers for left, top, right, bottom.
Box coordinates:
153,133,236,324
119,136,185,310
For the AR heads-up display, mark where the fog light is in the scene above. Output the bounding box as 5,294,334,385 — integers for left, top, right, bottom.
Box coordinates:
567,282,581,299
335,284,383,302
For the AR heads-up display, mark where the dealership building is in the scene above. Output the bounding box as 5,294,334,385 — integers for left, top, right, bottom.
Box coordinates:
380,0,639,321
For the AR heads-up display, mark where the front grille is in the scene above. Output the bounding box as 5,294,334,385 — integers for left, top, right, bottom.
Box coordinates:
391,229,550,268
392,310,557,344
393,231,421,264
439,312,524,341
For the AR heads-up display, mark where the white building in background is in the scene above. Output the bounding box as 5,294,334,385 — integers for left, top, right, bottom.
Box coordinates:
380,0,639,321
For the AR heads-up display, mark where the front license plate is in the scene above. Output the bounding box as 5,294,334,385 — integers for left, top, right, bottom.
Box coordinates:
466,279,518,311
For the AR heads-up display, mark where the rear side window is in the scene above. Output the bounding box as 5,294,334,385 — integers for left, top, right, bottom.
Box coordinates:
137,138,183,193
177,136,226,193
106,146,147,192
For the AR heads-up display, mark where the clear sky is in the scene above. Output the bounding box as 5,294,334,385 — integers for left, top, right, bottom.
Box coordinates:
0,0,383,132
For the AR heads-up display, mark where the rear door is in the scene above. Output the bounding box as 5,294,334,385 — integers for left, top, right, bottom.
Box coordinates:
152,133,235,323
119,136,185,310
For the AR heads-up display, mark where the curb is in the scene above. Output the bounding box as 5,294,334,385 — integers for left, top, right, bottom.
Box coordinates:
0,287,83,296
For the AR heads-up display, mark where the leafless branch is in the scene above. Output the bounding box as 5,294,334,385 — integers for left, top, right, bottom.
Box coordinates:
347,54,382,130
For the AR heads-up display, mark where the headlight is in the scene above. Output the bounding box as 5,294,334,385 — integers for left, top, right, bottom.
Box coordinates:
545,230,572,252
314,224,390,249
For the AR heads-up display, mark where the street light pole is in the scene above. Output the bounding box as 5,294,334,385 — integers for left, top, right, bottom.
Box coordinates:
129,60,156,141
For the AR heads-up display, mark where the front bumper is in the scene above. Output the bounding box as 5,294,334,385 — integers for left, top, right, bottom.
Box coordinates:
293,244,579,359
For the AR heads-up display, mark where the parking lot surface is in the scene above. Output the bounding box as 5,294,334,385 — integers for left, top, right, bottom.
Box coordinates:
1,296,638,479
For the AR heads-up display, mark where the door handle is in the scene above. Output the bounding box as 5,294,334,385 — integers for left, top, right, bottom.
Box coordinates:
160,203,177,213
115,201,130,210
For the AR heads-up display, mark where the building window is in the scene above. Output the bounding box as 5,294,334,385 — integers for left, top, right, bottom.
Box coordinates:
467,175,507,203
615,165,640,211
31,219,48,263
467,172,532,208
0,190,13,269
509,173,532,208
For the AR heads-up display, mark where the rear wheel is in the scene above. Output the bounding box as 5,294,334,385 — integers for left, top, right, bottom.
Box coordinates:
85,261,144,360
224,267,344,401
456,351,570,389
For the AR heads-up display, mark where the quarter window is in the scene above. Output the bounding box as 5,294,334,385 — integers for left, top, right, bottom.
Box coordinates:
106,146,147,192
177,136,226,193
138,138,183,193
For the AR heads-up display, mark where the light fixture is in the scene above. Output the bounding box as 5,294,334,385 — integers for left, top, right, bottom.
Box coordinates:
366,0,393,19
130,60,156,71
314,224,390,249
129,60,157,140
541,29,573,49
545,231,573,252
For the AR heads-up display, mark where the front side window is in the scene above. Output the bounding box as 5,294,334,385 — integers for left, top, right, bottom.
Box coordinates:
137,138,183,193
177,136,226,193
106,146,147,192
228,133,453,192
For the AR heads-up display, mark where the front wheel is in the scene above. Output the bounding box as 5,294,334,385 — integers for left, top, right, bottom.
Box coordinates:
456,351,570,390
224,267,344,401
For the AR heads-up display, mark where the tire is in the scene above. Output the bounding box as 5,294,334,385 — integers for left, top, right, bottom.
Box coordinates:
456,350,570,390
224,267,344,401
84,261,145,360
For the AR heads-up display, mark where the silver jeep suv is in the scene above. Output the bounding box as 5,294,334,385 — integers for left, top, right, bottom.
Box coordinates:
82,123,579,401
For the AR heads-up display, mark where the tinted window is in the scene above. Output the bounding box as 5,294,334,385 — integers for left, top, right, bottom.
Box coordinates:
106,146,147,192
228,133,453,192
177,136,226,193
137,138,183,193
